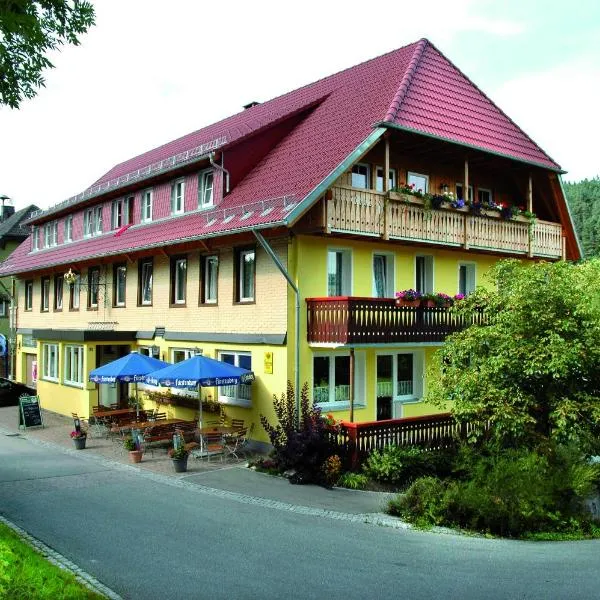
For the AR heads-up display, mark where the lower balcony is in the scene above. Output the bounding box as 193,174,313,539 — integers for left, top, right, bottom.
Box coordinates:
306,297,483,345
325,186,564,259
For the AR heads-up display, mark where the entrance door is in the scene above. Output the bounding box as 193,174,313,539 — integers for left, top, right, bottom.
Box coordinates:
376,355,392,420
96,345,130,407
26,354,37,389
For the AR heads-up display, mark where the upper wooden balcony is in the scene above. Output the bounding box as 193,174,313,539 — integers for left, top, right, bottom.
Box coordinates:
324,186,565,259
306,297,484,345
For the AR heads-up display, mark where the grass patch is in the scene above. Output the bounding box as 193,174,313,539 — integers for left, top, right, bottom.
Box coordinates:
0,522,105,599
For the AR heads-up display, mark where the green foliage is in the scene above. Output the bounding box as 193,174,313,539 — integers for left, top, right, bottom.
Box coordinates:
123,437,136,451
363,445,455,485
0,523,104,598
389,445,600,537
427,259,600,449
260,382,334,485
564,178,600,258
338,472,369,490
0,0,96,108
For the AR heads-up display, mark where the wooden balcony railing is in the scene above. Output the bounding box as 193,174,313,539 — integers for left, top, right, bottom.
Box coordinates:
306,297,484,345
328,413,462,469
326,186,564,259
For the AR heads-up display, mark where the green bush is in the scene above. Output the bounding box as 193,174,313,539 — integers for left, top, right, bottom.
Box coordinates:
389,445,600,537
338,472,369,490
363,445,455,486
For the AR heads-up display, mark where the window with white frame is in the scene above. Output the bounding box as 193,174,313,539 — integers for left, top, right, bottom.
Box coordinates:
141,190,153,222
41,277,50,311
25,280,33,311
456,183,474,202
376,352,423,402
43,221,58,248
64,215,73,242
407,172,429,194
458,263,476,296
351,163,370,189
171,257,187,305
32,227,39,251
415,255,434,295
171,179,185,215
111,197,131,229
0,300,7,317
198,170,214,208
236,248,255,302
218,351,252,406
172,348,195,363
202,255,218,304
373,253,394,298
327,249,351,296
138,259,153,305
376,166,396,192
313,351,366,407
64,345,84,386
69,275,80,310
84,207,103,237
478,188,492,204
42,343,59,381
54,276,63,310
114,264,126,306
88,267,100,308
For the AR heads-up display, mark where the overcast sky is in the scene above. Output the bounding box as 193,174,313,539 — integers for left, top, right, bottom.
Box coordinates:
1,0,598,210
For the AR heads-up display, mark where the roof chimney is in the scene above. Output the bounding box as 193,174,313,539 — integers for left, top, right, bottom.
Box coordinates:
243,101,260,110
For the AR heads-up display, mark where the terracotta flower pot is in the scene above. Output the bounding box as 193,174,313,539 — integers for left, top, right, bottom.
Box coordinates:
424,300,437,308
128,450,143,463
395,298,420,308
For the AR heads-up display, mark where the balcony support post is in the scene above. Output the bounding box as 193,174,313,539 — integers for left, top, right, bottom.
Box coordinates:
463,158,470,249
527,174,534,258
383,134,390,239
349,347,355,423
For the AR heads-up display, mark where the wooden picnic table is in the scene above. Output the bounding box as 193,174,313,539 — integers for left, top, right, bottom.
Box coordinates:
94,408,139,420
198,426,239,436
120,418,189,432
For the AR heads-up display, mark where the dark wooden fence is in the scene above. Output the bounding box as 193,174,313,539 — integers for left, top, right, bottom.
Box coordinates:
307,297,485,344
329,413,467,469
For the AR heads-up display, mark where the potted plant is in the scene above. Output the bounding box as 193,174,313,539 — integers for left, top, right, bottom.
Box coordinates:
429,193,446,209
435,292,453,308
422,293,438,308
124,436,143,463
70,430,87,450
395,289,422,307
168,445,190,473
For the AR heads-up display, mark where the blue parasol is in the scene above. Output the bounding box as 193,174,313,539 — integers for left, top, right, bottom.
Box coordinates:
145,354,254,429
89,352,169,417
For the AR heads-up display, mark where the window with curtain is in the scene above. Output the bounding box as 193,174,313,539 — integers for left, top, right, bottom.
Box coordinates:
139,259,153,305
202,255,218,304
327,249,351,296
373,254,393,298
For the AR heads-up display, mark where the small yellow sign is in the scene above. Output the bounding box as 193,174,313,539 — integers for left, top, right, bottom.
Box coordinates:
264,351,273,374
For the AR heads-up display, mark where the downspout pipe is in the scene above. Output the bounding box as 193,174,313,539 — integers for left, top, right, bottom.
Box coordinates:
252,229,300,425
209,152,230,194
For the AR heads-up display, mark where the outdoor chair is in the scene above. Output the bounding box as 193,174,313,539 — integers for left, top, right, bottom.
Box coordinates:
88,415,108,439
109,403,120,411
194,432,225,462
231,419,245,430
153,412,167,421
223,428,247,460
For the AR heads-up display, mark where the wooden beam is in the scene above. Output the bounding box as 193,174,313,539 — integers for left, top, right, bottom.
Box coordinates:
528,174,533,213
463,158,470,249
383,135,390,240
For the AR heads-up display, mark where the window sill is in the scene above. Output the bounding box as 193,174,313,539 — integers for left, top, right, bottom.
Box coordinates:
42,377,59,384
393,397,421,404
64,381,84,389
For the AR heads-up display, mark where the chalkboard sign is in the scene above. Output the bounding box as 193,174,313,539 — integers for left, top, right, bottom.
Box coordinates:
18,395,43,430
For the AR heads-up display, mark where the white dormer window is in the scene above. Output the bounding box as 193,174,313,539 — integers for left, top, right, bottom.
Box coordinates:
351,163,370,189
93,206,102,234
111,197,133,229
198,170,214,208
43,221,58,248
64,215,73,242
32,226,39,251
84,209,93,237
141,190,153,223
171,179,185,215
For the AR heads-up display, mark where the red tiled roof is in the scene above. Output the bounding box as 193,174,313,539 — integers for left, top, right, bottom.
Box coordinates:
1,39,566,275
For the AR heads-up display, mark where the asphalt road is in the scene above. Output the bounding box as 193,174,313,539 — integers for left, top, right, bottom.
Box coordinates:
1,434,599,600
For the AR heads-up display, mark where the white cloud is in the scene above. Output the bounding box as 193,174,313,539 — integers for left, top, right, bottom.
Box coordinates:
492,59,600,180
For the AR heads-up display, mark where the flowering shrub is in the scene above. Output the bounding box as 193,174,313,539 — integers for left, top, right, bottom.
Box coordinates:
435,293,453,307
396,182,416,195
70,430,86,439
429,194,446,209
322,455,342,486
450,198,465,209
395,289,422,302
453,293,465,302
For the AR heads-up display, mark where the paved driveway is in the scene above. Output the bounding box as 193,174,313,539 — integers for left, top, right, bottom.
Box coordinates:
1,432,599,600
